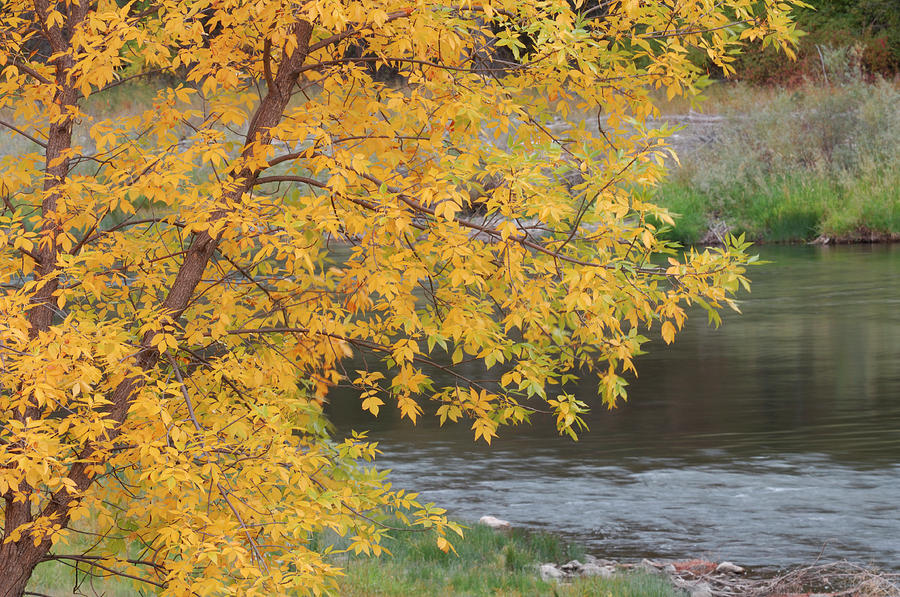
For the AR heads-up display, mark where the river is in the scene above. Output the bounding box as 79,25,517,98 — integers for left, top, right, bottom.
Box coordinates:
327,245,900,570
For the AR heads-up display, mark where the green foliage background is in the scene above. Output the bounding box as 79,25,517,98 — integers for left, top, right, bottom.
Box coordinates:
732,0,899,82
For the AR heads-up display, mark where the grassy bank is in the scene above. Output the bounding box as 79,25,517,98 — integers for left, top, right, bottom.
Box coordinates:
26,523,683,596
653,79,900,245
333,524,681,597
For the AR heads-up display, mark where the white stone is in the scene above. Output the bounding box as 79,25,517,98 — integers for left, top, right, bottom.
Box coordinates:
580,563,614,578
585,554,616,566
478,515,511,529
690,582,713,597
640,558,665,574
715,561,745,574
540,563,564,581
560,559,583,573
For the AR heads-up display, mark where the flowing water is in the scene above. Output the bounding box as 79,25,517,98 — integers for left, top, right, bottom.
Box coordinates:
327,245,900,570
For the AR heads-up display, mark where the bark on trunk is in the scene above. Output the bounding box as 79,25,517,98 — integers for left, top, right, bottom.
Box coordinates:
0,3,85,594
0,533,51,597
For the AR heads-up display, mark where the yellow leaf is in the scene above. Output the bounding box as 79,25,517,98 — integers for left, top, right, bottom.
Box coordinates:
437,536,450,553
661,321,676,344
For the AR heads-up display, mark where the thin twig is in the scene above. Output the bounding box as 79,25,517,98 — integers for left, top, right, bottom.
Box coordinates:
0,118,47,148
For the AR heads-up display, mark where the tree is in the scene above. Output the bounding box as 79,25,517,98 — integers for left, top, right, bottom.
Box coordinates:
0,1,802,595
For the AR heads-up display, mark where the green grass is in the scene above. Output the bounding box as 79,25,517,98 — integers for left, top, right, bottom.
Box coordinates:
656,171,900,245
654,176,834,244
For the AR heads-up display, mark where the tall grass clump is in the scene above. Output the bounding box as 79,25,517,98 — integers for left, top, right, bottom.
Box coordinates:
655,77,900,244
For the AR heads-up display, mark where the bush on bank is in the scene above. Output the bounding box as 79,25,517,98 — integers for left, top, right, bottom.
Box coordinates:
729,0,899,83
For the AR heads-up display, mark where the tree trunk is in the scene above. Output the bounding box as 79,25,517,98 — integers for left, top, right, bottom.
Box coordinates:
0,19,315,595
0,4,83,594
0,537,49,597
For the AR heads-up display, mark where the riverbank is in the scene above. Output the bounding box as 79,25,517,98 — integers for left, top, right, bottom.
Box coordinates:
25,518,900,596
333,521,900,597
333,523,680,596
652,79,899,245
336,522,900,596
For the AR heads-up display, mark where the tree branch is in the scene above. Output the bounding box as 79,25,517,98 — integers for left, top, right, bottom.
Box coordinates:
43,555,165,588
3,58,52,85
306,9,414,55
252,175,326,188
0,118,47,149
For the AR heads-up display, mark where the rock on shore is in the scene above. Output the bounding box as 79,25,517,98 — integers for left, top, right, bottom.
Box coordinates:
478,515,511,529
539,556,746,596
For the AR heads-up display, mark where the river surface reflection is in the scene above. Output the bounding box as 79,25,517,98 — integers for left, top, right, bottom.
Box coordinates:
327,245,900,569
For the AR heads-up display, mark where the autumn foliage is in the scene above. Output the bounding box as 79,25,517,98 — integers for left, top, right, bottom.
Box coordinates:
0,1,802,595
